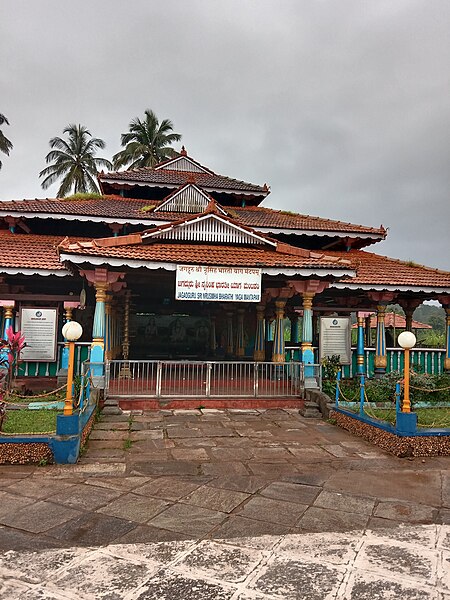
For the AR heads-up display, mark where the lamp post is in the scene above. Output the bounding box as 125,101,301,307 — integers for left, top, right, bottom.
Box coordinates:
62,321,83,416
398,331,416,413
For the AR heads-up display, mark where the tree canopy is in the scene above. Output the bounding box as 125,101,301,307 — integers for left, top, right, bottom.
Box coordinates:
112,109,181,170
39,124,112,197
0,114,13,170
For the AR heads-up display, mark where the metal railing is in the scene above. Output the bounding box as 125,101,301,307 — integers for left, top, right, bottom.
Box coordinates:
105,360,317,398
342,347,446,379
15,342,91,378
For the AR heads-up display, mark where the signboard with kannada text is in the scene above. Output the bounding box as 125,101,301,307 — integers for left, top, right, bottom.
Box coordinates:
176,265,262,302
319,316,352,365
20,307,58,362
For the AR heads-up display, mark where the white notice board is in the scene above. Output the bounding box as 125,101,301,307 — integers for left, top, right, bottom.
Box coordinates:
319,317,352,365
176,265,262,302
20,307,58,362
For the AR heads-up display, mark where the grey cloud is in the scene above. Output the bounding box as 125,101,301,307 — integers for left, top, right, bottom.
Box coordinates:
1,0,449,269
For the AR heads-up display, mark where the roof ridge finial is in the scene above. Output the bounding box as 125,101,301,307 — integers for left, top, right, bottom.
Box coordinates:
180,146,187,156
204,198,219,215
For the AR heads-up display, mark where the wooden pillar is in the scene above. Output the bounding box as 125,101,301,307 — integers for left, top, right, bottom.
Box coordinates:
104,294,112,360
226,310,234,357
253,304,266,362
365,315,372,347
236,308,245,358
210,315,217,355
445,306,450,372
272,300,286,363
374,303,387,376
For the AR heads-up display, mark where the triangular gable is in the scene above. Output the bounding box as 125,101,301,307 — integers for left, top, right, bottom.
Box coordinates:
154,155,210,174
142,213,277,247
154,184,227,215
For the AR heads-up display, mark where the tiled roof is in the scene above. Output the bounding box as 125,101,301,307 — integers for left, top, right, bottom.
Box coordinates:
331,250,450,289
59,237,353,271
0,196,386,238
0,230,67,272
234,206,386,236
98,162,269,195
352,312,431,329
0,195,152,220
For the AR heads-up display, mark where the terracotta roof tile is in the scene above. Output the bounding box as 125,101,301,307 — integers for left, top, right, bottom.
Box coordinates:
58,238,353,271
0,230,67,271
0,196,385,237
352,313,431,329
234,206,386,236
99,168,268,195
331,249,450,288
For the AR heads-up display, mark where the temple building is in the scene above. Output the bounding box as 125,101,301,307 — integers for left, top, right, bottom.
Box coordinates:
0,148,449,402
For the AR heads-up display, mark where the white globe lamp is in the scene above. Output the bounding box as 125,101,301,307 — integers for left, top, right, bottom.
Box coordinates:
398,331,416,350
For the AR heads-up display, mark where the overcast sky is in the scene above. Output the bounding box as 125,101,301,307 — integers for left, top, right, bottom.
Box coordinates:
1,0,449,269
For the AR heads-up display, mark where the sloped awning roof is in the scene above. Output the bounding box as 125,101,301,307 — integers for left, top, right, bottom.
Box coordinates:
330,249,450,294
98,153,270,197
0,196,386,242
58,226,355,279
352,312,432,329
0,230,70,276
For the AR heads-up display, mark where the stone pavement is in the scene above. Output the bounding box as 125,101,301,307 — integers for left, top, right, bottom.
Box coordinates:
0,408,449,599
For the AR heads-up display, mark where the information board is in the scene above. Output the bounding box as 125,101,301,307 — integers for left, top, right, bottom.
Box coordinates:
319,316,352,365
20,307,58,362
176,265,262,302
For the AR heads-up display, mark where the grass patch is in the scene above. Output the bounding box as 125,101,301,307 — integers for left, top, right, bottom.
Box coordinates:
123,438,133,450
2,409,61,434
64,193,103,201
365,407,450,429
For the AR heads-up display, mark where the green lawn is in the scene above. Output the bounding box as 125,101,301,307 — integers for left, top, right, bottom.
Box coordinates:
364,407,450,429
1,409,61,434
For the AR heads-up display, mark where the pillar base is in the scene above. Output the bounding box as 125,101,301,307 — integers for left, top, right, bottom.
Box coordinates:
396,411,417,435
374,368,386,379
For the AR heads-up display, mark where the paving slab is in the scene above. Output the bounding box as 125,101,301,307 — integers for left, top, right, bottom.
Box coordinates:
374,500,439,523
148,503,226,537
182,484,250,513
298,506,369,533
97,492,170,523
260,481,320,505
1,409,449,599
236,495,308,526
314,489,376,515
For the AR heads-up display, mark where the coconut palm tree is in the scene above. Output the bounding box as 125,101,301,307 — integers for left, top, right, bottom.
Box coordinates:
0,114,13,170
112,109,181,170
39,124,112,197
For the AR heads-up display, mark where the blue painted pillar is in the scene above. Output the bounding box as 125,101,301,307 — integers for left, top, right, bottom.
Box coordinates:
253,304,266,362
91,282,108,375
356,313,365,377
0,303,15,368
272,300,286,363
374,303,387,376
266,317,274,342
104,295,111,360
301,292,314,368
445,306,450,372
236,308,245,358
290,315,299,343
2,304,14,339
